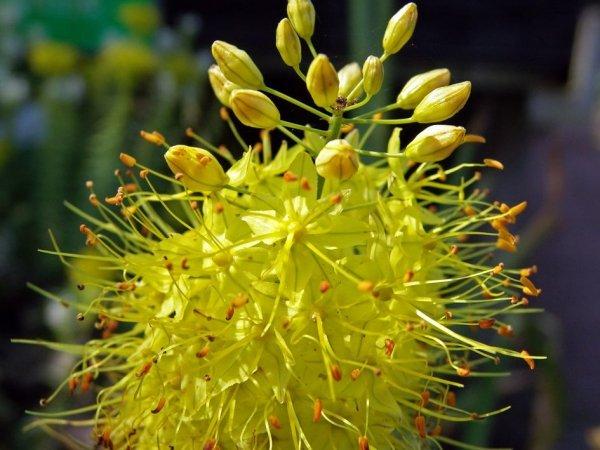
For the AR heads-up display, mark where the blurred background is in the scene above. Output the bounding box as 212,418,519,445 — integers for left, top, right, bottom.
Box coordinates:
0,0,599,449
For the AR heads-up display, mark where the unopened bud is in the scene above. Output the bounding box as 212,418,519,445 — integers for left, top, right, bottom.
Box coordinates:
230,89,281,129
276,18,302,67
164,145,229,192
337,62,362,99
306,54,339,108
382,3,418,55
211,40,264,89
315,139,359,181
208,64,240,107
362,56,384,96
396,68,451,109
287,0,315,40
412,81,471,123
404,125,466,163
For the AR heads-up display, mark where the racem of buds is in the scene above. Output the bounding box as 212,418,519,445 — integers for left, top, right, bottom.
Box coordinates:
315,139,360,180
337,62,363,99
362,56,384,96
306,54,339,108
276,18,302,67
287,0,316,40
230,89,281,129
165,145,229,192
208,65,240,107
382,3,418,55
412,81,471,123
211,41,264,89
396,68,451,109
404,125,466,163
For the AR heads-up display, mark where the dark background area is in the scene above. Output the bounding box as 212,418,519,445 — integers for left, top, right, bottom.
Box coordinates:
1,0,599,449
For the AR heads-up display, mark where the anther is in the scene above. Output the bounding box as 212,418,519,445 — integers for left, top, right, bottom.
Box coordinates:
497,325,514,337
196,346,210,358
268,415,281,429
357,280,374,293
231,293,249,308
319,280,331,293
283,171,298,182
478,318,495,329
358,436,370,450
300,176,311,190
181,258,189,270
136,361,152,377
119,153,137,168
415,415,427,438
384,338,395,356
521,350,535,370
219,107,230,121
420,390,430,407
456,366,471,377
492,263,504,275
151,397,166,414
463,205,476,217
350,368,361,380
225,304,235,320
88,194,99,207
68,376,79,395
444,310,453,319
214,202,224,213
446,391,456,407
484,158,504,170
81,372,94,392
403,270,414,282
330,364,342,381
85,180,94,189
450,245,459,255
139,169,149,179
140,130,165,146
431,424,442,436
330,193,343,204
520,276,541,297
313,398,323,422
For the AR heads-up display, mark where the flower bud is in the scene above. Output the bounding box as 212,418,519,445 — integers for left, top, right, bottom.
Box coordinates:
382,3,418,55
165,145,229,192
306,54,339,108
315,139,359,180
412,81,471,123
337,62,362,99
230,89,281,129
276,18,302,67
396,68,451,109
362,56,384,96
287,0,315,40
211,40,264,89
404,125,466,163
208,64,240,107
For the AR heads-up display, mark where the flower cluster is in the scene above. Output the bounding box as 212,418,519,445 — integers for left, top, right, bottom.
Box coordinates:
22,1,542,449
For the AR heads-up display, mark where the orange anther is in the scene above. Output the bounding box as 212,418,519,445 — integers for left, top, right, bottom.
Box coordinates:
384,338,395,357
478,318,495,329
521,350,535,370
330,193,343,204
484,158,504,170
456,366,471,377
151,397,166,414
196,346,210,358
463,205,476,217
136,361,152,378
283,171,298,182
492,263,504,275
68,376,79,395
520,276,541,297
497,325,514,337
219,107,230,121
358,436,370,450
225,304,235,321
350,368,361,380
300,177,311,191
214,202,224,213
319,280,331,293
119,152,137,168
330,364,342,381
357,280,374,293
403,270,414,283
313,398,323,422
420,390,430,407
446,391,456,407
231,293,249,308
415,415,427,438
268,415,281,429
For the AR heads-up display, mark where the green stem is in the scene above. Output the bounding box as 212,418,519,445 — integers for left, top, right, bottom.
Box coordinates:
306,39,318,58
344,95,372,112
264,86,330,120
276,125,316,155
280,120,328,135
226,117,248,151
345,116,414,125
327,112,344,141
356,148,405,158
353,103,399,119
293,65,306,81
